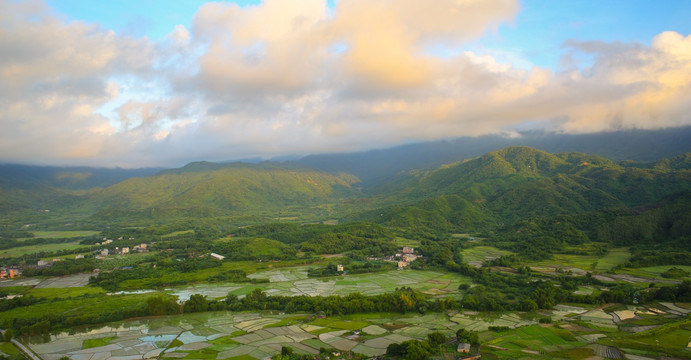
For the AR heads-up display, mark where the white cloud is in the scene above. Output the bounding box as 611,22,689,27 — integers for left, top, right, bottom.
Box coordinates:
0,0,690,167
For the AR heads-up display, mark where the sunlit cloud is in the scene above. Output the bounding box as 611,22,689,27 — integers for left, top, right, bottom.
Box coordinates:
0,0,690,167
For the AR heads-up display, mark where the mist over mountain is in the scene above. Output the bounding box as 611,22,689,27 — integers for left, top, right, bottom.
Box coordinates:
295,127,691,185
0,164,162,190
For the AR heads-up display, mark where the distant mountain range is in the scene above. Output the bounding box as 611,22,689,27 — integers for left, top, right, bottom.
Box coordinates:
296,126,691,185
0,127,689,230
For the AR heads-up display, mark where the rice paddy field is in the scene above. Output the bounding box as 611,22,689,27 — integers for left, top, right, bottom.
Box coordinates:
20,301,690,360
23,311,456,360
3,245,690,359
170,268,472,301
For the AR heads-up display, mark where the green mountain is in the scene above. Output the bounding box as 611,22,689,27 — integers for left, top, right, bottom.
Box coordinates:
297,126,691,185
0,164,160,190
349,147,691,242
77,162,360,222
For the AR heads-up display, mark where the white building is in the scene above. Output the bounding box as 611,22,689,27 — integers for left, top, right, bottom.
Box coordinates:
210,253,225,260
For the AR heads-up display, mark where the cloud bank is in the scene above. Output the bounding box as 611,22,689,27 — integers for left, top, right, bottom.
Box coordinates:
1,0,690,167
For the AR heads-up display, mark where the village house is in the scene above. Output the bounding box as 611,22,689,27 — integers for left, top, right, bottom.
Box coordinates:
337,264,344,272
403,254,417,262
457,343,471,353
122,247,130,254
402,246,414,254
398,261,408,269
37,260,50,267
133,243,148,252
7,268,20,278
101,249,109,256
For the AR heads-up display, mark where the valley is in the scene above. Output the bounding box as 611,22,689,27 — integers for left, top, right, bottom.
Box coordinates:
0,147,689,360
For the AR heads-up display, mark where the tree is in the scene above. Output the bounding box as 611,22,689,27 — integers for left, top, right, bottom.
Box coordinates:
427,331,446,347
402,340,432,360
183,294,209,313
146,295,180,315
386,343,403,356
518,299,538,311
2,329,12,342
281,345,294,357
456,328,479,345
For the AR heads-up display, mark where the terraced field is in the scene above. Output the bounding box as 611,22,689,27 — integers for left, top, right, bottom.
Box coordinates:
25,312,456,359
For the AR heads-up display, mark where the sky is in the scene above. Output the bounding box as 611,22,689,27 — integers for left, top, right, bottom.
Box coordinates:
1,0,690,167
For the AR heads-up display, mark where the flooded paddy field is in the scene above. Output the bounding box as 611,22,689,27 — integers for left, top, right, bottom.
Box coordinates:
27,312,459,360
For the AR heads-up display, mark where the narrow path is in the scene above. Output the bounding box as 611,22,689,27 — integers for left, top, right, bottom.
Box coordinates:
159,331,184,357
11,338,43,360
0,329,42,360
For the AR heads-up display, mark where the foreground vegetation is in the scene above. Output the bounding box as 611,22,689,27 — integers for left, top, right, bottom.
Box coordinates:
1,147,689,359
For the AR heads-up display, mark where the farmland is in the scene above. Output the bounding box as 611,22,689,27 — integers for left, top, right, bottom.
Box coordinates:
170,268,470,301
1,147,690,359
14,301,690,360
0,241,88,258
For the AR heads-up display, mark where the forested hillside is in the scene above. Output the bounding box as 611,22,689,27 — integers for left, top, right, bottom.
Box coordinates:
347,147,691,257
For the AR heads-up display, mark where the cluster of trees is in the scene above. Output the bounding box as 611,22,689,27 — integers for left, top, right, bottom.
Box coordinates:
21,258,96,277
88,254,221,291
0,229,34,240
211,238,297,261
626,248,691,268
234,222,398,257
6,303,149,337
178,287,457,316
413,236,691,311
0,235,91,250
385,329,479,360
1,245,98,267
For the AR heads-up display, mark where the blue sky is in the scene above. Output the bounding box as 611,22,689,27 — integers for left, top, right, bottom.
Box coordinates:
47,0,691,69
2,0,690,166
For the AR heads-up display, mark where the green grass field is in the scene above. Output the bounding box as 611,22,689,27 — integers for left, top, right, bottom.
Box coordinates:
29,231,99,239
26,287,106,299
534,248,630,273
599,319,691,358
83,336,116,349
309,318,370,331
593,248,631,271
0,292,162,326
483,324,586,358
394,237,421,247
461,246,515,263
0,342,22,356
0,241,88,258
161,229,195,238
619,265,691,280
